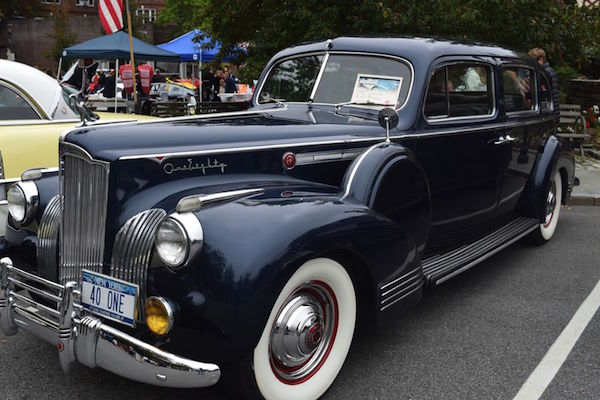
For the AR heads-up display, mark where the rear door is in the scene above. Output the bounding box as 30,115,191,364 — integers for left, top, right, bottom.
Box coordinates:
416,58,506,256
496,63,548,218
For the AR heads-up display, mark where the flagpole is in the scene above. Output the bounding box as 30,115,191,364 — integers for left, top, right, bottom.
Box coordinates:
125,0,138,109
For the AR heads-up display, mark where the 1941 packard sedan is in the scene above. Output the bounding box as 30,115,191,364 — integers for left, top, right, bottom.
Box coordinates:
0,37,575,400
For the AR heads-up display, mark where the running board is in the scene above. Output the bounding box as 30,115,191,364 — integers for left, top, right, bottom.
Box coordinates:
422,217,539,285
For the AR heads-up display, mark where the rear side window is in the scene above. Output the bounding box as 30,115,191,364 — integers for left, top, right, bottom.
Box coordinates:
503,66,537,113
425,63,494,120
0,84,40,120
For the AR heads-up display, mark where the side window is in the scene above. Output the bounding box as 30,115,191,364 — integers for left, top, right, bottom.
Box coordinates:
502,66,536,113
0,84,40,120
424,63,494,120
539,73,553,112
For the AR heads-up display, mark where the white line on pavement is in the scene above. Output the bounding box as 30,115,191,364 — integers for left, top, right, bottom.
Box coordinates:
513,278,600,400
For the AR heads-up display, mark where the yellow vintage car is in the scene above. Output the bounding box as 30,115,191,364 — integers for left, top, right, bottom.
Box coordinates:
0,59,154,234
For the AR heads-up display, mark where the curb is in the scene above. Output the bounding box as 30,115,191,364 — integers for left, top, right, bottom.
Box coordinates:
569,195,600,206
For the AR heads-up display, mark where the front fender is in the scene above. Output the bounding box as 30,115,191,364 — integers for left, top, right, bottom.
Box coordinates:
148,192,419,363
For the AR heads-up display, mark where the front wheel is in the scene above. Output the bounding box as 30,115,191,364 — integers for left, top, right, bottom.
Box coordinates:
236,258,357,400
529,170,562,244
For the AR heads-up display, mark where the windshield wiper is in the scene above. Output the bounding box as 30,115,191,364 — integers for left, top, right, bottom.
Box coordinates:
262,98,287,108
334,101,384,112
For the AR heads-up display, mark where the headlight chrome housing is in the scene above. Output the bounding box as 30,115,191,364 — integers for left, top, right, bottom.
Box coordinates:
7,181,39,226
155,212,203,270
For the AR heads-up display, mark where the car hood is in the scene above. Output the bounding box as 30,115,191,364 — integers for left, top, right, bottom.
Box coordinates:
64,107,387,162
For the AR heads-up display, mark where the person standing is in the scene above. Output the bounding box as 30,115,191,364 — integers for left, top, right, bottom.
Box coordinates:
529,48,560,124
225,72,238,94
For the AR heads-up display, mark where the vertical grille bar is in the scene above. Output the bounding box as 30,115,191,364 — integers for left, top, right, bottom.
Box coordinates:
59,144,110,285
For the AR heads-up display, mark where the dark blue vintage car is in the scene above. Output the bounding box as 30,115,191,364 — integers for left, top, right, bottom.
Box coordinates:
0,37,574,400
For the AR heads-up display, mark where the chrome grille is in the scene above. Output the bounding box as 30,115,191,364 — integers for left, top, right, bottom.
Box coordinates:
59,143,109,285
111,208,166,313
36,195,61,281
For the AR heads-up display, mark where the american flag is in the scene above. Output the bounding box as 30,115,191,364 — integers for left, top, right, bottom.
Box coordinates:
98,0,124,34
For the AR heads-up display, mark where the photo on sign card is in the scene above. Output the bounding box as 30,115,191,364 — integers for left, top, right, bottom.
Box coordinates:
350,74,403,107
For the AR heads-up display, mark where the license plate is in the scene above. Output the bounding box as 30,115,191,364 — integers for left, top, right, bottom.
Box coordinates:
80,270,138,327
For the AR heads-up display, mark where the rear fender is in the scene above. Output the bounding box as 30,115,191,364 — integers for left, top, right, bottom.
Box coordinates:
518,135,574,221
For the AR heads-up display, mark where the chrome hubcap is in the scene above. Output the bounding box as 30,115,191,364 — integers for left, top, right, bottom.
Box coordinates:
269,281,338,384
544,180,557,227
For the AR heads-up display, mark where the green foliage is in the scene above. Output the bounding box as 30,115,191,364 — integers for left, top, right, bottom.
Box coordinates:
159,0,600,82
0,0,43,21
555,64,580,99
44,5,77,66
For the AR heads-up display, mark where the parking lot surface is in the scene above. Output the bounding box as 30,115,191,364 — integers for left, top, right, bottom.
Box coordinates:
1,206,599,400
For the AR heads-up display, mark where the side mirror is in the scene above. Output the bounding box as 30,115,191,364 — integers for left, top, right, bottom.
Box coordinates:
378,107,399,142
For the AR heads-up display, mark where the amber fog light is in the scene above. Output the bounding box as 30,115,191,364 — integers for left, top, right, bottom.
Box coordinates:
145,297,174,336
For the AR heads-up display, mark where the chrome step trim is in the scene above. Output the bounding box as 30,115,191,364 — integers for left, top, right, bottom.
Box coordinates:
422,217,539,285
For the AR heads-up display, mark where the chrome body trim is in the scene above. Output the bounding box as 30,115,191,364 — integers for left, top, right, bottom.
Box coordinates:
118,116,555,162
379,267,424,311
0,258,221,388
59,142,110,284
295,148,365,166
309,53,330,101
340,143,382,200
36,195,61,282
0,150,4,180
21,167,59,181
176,188,265,213
111,208,166,316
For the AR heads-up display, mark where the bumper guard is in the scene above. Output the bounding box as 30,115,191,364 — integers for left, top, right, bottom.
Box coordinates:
0,257,220,388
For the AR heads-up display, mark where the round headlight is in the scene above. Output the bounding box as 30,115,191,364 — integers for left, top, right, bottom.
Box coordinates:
7,181,38,225
145,296,174,336
155,218,188,267
154,212,204,270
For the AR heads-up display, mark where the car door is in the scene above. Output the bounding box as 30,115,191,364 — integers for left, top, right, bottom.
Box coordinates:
496,63,548,218
416,59,507,256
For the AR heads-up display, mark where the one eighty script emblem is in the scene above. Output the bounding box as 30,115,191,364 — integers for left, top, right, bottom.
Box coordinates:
163,158,228,175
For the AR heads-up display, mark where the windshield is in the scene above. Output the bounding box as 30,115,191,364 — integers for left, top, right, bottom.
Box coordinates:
258,53,412,108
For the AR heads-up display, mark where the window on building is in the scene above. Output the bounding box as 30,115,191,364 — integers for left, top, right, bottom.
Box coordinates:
136,6,157,23
41,0,61,4
424,63,494,120
75,0,95,6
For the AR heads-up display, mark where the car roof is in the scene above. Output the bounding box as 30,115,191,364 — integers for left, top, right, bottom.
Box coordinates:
271,36,520,63
0,59,62,119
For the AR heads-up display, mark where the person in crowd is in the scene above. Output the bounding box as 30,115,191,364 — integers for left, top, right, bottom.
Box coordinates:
225,72,238,93
529,47,560,124
213,69,224,101
152,68,166,83
99,69,116,98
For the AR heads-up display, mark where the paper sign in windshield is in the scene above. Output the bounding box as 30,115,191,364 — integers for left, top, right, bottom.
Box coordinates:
350,74,403,107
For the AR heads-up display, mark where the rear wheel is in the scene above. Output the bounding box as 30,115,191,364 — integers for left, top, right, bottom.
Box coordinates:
236,258,357,400
530,170,562,244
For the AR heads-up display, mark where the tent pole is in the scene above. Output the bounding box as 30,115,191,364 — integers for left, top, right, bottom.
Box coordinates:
199,55,202,103
125,0,138,108
115,59,119,112
57,57,62,80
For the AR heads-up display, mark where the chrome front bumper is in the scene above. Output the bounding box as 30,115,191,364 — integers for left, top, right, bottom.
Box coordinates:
0,257,220,388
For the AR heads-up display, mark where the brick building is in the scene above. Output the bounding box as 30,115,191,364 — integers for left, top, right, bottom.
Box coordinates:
0,0,168,72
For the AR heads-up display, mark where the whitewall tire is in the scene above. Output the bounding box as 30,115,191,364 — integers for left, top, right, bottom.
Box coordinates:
252,258,357,400
531,171,562,244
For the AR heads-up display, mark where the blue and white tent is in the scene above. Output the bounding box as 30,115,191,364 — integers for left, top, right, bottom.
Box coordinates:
157,29,239,63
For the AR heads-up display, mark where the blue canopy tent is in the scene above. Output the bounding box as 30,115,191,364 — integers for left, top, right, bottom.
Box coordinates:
62,31,180,62
156,29,237,63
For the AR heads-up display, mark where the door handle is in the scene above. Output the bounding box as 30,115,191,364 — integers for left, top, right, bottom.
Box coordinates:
491,134,516,145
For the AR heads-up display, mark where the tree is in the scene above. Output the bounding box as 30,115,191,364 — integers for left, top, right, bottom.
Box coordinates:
157,0,211,36
44,4,77,69
158,0,600,80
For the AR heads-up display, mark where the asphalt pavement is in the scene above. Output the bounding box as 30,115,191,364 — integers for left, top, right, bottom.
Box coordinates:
1,206,599,400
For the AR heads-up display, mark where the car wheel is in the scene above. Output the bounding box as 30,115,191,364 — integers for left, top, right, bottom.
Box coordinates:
530,170,562,244
235,258,357,400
